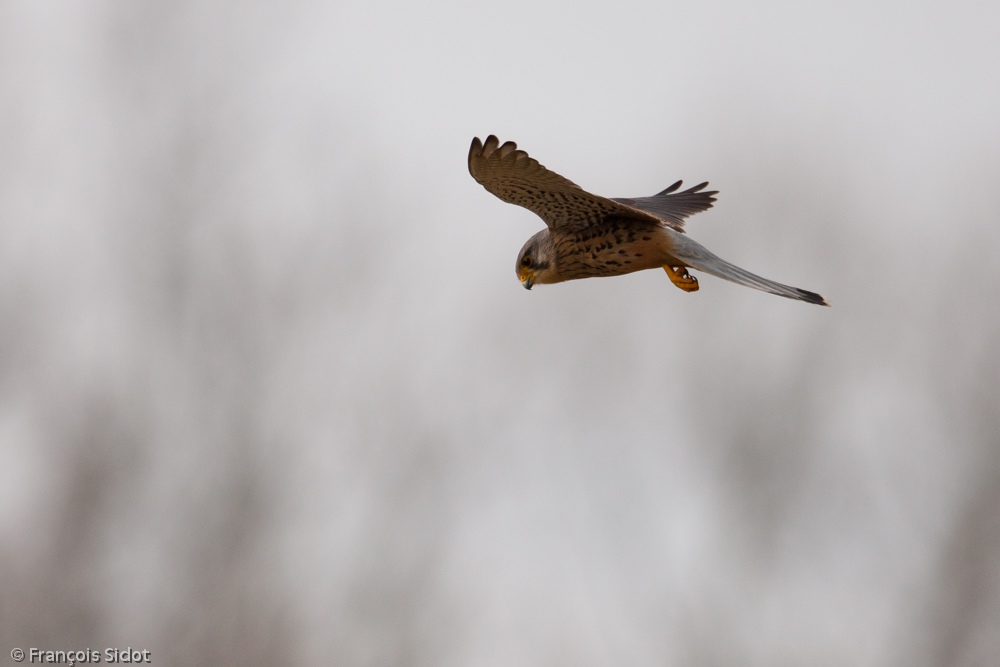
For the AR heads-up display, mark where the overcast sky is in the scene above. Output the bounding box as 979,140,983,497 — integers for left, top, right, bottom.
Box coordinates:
1,2,999,666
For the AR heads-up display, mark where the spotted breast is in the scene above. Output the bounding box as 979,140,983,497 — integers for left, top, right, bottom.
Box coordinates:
551,217,671,280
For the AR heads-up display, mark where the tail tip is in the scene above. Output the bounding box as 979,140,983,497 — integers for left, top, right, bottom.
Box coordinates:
798,289,830,306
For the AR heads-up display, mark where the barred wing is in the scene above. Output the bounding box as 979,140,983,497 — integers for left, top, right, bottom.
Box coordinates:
468,135,666,231
611,180,718,229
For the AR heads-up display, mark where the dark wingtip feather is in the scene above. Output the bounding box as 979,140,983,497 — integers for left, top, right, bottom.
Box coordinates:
468,137,485,176
498,140,518,158
482,135,500,156
656,180,683,196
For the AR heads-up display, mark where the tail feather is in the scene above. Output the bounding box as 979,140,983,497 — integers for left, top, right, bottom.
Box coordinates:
670,233,829,306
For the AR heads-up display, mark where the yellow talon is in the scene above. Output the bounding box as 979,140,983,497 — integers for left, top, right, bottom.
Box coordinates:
664,265,699,292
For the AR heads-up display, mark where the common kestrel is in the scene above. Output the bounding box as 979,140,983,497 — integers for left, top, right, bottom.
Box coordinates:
468,135,828,306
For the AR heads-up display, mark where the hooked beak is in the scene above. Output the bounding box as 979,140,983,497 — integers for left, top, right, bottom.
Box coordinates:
521,275,534,290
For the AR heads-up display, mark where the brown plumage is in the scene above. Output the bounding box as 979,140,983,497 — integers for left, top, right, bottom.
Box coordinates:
468,135,828,306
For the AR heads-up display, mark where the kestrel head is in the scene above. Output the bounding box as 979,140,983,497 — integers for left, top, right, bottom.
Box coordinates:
515,229,557,290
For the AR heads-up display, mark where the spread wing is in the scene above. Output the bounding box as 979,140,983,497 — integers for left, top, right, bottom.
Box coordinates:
468,135,669,231
611,181,718,229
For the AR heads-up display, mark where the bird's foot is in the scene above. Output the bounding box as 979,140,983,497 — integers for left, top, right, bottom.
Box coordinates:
664,266,699,292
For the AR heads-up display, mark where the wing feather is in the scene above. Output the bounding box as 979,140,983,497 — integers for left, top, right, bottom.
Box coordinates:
468,135,668,231
611,181,718,228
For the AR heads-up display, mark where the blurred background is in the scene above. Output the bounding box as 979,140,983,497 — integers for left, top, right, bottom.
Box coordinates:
1,1,998,665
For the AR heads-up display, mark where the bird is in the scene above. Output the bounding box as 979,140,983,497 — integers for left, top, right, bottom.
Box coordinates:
468,135,828,306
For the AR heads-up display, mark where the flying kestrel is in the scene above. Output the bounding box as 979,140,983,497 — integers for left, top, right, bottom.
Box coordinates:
468,135,828,306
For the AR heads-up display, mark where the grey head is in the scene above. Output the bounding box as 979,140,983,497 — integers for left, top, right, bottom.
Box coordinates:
515,229,558,290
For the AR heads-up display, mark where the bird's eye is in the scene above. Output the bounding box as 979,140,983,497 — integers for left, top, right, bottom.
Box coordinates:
521,256,532,268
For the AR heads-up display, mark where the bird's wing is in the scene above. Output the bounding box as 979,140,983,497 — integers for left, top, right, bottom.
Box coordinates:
611,181,718,229
468,135,668,231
